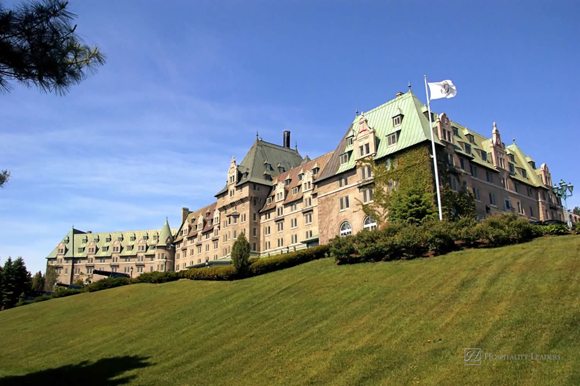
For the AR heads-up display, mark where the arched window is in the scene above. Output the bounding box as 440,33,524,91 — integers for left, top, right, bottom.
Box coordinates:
340,222,352,237
363,216,377,230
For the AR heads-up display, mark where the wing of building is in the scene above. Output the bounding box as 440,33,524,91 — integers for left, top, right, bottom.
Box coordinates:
46,90,568,284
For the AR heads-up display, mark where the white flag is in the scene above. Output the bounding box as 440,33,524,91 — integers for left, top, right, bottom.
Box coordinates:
428,80,457,100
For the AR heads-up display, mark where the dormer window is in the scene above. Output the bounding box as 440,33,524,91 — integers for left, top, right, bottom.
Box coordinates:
521,169,527,178
106,235,111,242
143,234,149,240
481,151,488,162
292,187,299,195
278,165,285,173
285,178,291,186
93,236,99,242
452,127,459,136
464,144,472,154
153,233,159,241
346,137,354,146
387,133,398,147
509,154,515,162
264,174,272,181
117,235,123,241
340,153,349,165
466,134,475,144
267,197,273,205
298,173,304,181
82,236,88,243
313,167,319,176
78,247,84,253
229,175,235,184
393,115,402,127
130,234,136,241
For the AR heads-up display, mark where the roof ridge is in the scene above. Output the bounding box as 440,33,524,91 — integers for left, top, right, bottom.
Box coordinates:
257,139,300,153
354,91,413,121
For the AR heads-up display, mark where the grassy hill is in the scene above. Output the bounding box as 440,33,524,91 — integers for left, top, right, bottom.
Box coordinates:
1,236,579,385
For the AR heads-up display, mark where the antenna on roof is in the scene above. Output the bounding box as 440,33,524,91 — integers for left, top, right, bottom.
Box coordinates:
408,81,412,92
513,137,516,144
256,131,259,139
355,109,359,117
295,141,298,151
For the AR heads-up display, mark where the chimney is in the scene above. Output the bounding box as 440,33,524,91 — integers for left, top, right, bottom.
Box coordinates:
182,207,189,223
396,91,404,97
283,131,290,148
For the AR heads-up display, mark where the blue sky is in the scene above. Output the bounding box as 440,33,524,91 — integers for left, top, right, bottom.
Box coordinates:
1,0,579,274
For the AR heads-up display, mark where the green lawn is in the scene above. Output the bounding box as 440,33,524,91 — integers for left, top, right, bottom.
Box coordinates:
1,236,579,385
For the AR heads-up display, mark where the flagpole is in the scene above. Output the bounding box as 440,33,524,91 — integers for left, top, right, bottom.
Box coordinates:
424,75,444,221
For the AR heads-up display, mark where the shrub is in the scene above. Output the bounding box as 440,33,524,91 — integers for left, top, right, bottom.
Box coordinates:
51,288,82,298
420,220,457,255
182,266,238,281
133,271,180,284
248,245,329,275
477,214,542,247
85,277,131,292
231,233,250,274
395,224,427,259
453,217,481,248
34,295,52,303
542,224,571,236
329,235,357,264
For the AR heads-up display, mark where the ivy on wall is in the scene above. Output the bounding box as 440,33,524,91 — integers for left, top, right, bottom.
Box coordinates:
358,144,476,226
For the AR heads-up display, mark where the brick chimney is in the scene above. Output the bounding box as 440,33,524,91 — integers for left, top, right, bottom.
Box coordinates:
182,207,189,223
283,131,290,148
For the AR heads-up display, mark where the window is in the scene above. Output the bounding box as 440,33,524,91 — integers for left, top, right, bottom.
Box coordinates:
266,197,272,205
501,178,506,188
304,197,312,207
449,177,458,191
489,192,497,205
387,133,397,146
265,226,271,236
291,234,298,244
291,203,297,211
504,198,512,210
361,165,372,180
340,196,350,210
265,212,271,220
486,171,493,183
340,222,352,237
362,188,374,203
527,187,533,197
264,241,270,250
292,187,298,195
466,134,474,144
363,217,377,230
530,206,534,217
472,187,481,201
339,176,348,187
277,238,284,248
303,181,312,191
291,218,297,228
346,137,354,146
470,165,478,178
509,163,515,174
515,183,520,193
481,152,488,162
464,144,472,154
305,230,313,239
305,213,312,225
460,158,465,170
522,169,527,178
277,222,284,232
517,201,525,215
393,115,402,126
452,127,459,136
340,153,349,164
313,167,319,176
277,207,283,216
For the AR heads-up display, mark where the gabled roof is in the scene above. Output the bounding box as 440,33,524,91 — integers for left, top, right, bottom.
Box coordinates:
260,151,334,212
46,226,178,259
318,91,438,181
215,139,303,196
173,202,218,243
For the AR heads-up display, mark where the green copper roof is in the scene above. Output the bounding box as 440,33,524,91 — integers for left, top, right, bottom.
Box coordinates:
216,139,303,196
47,225,177,259
319,91,439,180
157,218,173,246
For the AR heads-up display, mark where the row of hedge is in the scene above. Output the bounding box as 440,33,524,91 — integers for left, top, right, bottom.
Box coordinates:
330,214,577,265
15,245,330,307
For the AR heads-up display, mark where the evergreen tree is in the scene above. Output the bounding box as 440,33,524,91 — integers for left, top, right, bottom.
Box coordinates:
231,233,250,274
0,265,4,310
31,271,45,292
0,0,105,94
573,207,580,216
1,257,31,308
44,265,58,291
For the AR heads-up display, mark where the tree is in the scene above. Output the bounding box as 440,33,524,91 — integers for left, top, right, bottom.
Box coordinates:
31,271,45,292
0,170,8,188
573,207,580,216
1,257,31,309
0,0,105,94
231,233,250,274
0,265,4,310
44,265,58,291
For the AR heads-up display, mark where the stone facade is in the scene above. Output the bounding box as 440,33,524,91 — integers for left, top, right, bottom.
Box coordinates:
46,90,568,284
